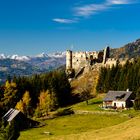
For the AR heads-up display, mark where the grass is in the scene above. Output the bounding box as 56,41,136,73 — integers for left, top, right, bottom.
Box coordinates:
19,113,129,140
72,96,104,111
48,116,140,140
19,95,140,140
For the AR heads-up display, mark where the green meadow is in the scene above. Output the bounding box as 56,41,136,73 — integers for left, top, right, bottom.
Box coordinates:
18,96,140,140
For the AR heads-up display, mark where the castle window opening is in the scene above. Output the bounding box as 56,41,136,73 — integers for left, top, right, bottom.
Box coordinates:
90,55,93,60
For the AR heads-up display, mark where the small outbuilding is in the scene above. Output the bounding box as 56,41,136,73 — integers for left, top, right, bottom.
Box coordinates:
2,108,39,130
103,90,134,109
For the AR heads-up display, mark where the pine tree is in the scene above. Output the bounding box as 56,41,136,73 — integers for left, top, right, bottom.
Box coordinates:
0,120,20,140
134,87,140,110
5,120,20,140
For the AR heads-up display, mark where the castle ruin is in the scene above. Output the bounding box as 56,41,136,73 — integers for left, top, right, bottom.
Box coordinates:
66,46,127,77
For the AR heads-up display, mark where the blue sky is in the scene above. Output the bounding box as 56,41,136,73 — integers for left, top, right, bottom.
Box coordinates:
0,0,140,55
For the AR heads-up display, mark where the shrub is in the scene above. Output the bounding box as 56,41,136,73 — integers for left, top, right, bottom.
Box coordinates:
55,108,74,116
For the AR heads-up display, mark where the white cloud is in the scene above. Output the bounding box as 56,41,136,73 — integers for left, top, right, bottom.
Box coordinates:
74,3,108,17
52,0,137,23
107,0,133,5
53,18,77,24
74,0,136,17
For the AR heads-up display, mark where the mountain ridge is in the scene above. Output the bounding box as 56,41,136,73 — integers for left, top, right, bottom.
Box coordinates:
110,39,140,58
0,51,66,61
0,52,66,83
1,38,140,83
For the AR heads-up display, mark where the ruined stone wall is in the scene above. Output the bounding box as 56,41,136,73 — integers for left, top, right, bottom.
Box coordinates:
72,51,99,72
66,46,128,76
104,58,118,68
119,58,129,66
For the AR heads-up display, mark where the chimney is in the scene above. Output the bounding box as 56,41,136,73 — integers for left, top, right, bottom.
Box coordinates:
126,89,129,92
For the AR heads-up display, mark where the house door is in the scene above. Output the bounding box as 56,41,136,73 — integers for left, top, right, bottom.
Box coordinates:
114,103,116,107
122,104,124,109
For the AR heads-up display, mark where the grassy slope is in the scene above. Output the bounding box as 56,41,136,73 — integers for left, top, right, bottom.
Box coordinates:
19,113,129,140
72,94,104,111
49,116,140,140
19,96,140,140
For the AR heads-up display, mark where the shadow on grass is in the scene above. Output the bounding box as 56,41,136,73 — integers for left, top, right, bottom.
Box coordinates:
89,100,102,105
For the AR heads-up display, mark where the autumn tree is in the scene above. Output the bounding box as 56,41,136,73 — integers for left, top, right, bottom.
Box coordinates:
22,91,31,116
1,81,18,112
15,100,25,114
35,90,58,117
15,91,31,116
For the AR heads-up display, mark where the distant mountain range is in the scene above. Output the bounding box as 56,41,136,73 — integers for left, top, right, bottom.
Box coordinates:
0,52,66,61
1,38,140,83
0,52,66,83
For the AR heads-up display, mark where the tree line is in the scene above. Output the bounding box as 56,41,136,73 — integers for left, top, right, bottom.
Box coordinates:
96,58,140,109
0,70,72,118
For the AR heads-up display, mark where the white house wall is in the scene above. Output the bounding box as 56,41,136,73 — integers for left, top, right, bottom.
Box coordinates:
112,101,126,108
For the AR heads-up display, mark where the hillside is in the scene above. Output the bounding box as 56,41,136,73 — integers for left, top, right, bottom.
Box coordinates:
0,59,43,83
71,67,99,97
48,116,140,140
19,96,140,140
110,39,140,59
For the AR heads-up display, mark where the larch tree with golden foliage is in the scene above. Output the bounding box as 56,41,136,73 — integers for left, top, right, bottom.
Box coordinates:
1,81,18,111
16,91,31,116
15,100,25,113
35,90,58,117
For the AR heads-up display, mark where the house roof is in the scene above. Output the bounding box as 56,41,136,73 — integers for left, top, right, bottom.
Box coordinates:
103,90,133,102
2,108,20,122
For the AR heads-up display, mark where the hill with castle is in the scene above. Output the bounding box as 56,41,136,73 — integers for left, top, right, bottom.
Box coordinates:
66,39,140,78
0,38,140,83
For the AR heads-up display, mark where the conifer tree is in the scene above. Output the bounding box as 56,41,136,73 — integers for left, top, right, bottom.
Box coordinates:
5,120,20,140
0,120,20,140
134,87,140,110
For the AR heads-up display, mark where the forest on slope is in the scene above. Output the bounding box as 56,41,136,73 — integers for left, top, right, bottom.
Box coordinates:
96,58,140,109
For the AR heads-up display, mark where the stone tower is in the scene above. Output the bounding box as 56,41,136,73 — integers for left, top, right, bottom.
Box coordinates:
103,46,110,64
66,50,72,70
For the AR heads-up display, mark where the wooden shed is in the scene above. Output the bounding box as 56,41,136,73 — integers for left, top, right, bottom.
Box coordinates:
2,108,39,130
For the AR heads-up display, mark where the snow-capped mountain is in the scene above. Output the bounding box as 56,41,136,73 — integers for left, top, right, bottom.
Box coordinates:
48,52,66,58
0,54,30,61
0,51,66,82
35,52,49,58
0,51,66,61
0,54,6,59
10,55,31,61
